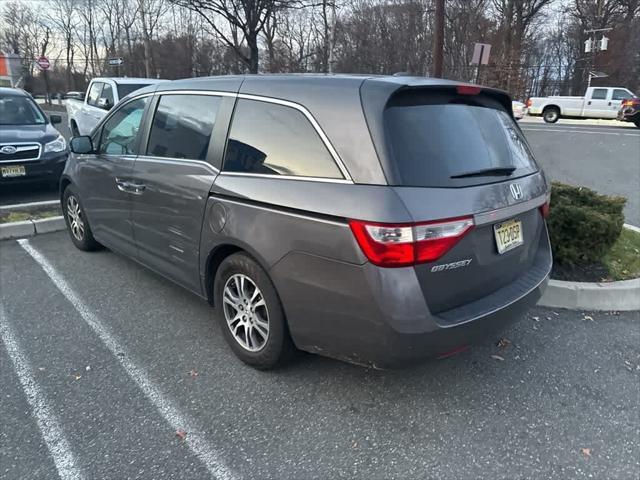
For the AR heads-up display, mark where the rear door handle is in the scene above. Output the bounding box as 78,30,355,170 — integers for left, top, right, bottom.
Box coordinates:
607,101,612,106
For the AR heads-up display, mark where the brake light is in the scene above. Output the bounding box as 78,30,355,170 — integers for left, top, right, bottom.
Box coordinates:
456,85,481,95
526,98,532,108
349,217,474,267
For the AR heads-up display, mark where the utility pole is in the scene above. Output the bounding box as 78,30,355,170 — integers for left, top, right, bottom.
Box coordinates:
432,0,444,77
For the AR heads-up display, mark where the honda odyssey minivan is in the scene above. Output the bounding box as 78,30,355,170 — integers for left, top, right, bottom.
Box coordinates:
62,75,552,369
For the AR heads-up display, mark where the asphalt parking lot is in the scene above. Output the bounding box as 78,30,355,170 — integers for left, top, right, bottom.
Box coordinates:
520,121,640,226
1,231,639,479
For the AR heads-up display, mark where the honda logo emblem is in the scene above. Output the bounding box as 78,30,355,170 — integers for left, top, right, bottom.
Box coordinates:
0,146,17,155
510,183,523,200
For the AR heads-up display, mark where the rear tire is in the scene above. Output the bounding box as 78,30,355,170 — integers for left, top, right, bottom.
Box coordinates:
634,118,640,128
62,185,102,251
214,253,295,369
543,107,560,123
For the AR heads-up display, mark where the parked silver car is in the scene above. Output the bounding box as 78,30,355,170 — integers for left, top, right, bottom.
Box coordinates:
62,75,552,369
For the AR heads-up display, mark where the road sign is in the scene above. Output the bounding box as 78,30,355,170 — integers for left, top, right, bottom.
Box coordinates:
36,56,50,70
108,57,124,66
470,43,491,66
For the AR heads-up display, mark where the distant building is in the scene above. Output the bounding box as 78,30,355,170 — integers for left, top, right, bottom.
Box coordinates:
0,53,23,87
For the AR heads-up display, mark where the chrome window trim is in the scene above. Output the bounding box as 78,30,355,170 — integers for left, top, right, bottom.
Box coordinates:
236,93,353,182
0,142,42,163
218,171,352,184
142,89,353,183
154,90,237,98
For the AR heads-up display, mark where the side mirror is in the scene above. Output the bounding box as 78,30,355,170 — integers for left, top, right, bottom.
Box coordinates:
70,136,94,154
97,98,112,110
50,114,62,124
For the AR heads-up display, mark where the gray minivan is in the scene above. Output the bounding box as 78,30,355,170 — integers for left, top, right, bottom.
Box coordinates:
62,75,552,369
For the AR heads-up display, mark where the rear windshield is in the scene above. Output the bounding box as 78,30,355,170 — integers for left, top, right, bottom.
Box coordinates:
385,91,538,187
117,83,150,99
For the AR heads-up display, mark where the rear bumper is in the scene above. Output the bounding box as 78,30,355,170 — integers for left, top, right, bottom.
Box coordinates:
0,152,68,184
271,229,552,369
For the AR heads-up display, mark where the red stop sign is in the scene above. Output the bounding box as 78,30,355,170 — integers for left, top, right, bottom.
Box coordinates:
37,56,50,70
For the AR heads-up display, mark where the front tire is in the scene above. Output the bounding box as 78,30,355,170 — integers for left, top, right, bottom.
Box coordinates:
543,107,560,123
62,185,101,251
214,253,295,369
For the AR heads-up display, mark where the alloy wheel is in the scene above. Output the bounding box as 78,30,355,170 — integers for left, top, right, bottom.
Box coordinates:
222,274,270,352
66,195,85,241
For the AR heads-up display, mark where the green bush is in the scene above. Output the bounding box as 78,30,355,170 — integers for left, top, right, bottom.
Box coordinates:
547,182,626,266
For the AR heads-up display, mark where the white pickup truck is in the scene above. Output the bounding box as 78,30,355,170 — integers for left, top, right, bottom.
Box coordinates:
527,86,637,123
66,77,164,136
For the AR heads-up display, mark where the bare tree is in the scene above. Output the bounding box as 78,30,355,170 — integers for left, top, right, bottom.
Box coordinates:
169,0,293,73
48,0,79,90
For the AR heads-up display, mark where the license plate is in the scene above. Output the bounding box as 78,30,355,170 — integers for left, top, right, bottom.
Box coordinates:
1,165,26,178
494,219,523,254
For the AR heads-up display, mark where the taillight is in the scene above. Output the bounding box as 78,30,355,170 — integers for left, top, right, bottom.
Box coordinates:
456,85,481,95
526,98,532,108
349,217,474,268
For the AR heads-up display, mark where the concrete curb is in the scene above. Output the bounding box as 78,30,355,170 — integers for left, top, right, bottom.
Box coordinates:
0,216,65,240
33,216,66,234
539,278,640,311
538,224,640,311
0,220,36,239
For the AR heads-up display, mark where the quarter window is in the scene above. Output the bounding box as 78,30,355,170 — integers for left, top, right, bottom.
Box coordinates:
98,97,148,155
591,88,608,100
146,94,220,161
222,99,343,179
87,82,103,107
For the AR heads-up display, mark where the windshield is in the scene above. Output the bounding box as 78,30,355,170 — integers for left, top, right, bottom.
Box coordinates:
385,96,539,187
117,84,151,99
0,95,46,126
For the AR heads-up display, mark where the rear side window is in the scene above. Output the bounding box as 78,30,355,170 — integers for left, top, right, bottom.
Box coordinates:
146,94,220,161
591,88,608,100
87,82,103,107
222,99,343,179
612,89,632,101
384,91,538,187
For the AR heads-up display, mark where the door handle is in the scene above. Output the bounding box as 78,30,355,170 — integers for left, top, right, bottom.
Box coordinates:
587,100,592,105
115,178,146,194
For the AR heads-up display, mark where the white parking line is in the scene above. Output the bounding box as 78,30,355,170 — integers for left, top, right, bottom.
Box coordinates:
0,306,84,480
17,239,236,480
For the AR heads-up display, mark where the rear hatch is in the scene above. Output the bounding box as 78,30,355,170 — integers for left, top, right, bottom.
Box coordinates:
364,84,551,319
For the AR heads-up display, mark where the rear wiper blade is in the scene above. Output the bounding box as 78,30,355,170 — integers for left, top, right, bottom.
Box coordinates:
450,167,516,179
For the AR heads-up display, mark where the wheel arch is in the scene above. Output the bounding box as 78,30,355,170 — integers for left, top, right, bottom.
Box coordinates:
204,242,274,306
59,175,73,202
542,104,561,114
